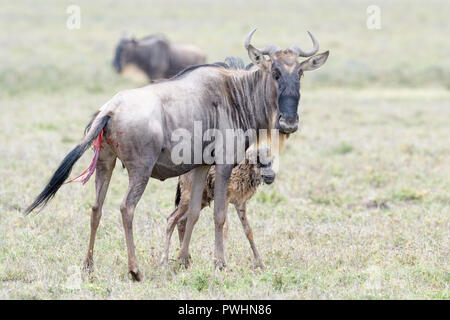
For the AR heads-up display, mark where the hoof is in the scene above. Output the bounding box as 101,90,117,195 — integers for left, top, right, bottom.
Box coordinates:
254,260,265,270
83,258,94,274
214,260,226,271
129,269,143,282
160,256,169,267
179,255,191,269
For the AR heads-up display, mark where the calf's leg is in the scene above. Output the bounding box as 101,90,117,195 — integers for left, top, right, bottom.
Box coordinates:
177,216,187,247
178,166,210,268
234,202,264,268
161,202,188,266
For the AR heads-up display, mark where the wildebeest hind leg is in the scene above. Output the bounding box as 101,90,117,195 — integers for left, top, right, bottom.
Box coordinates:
120,169,150,281
83,149,116,274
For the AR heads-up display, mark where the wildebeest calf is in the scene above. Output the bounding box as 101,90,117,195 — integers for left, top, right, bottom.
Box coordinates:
113,34,207,81
161,148,275,268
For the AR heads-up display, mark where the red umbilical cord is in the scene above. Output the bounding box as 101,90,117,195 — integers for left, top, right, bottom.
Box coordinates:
66,130,104,185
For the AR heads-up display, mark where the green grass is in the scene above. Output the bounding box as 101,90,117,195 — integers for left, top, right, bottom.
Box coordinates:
0,0,449,299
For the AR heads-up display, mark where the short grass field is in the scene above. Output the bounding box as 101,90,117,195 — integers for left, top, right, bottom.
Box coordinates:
0,0,449,299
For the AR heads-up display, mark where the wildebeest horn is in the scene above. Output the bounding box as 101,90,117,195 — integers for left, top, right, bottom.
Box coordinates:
245,29,281,56
290,31,319,57
245,29,258,50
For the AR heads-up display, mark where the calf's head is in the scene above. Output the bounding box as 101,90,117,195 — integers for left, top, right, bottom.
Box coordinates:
259,162,275,185
254,147,276,185
245,29,329,134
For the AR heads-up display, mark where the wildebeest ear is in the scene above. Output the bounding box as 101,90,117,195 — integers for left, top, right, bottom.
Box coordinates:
247,47,269,70
300,51,329,71
245,29,270,71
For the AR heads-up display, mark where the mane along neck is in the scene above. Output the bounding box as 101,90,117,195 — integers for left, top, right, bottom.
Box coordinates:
224,69,277,132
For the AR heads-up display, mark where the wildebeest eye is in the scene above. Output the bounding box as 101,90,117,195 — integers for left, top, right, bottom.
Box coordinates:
272,68,281,80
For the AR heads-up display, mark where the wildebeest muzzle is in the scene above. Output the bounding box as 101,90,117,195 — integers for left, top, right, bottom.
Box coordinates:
276,95,300,134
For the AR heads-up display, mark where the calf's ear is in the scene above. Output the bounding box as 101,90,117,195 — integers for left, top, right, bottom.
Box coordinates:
300,51,329,71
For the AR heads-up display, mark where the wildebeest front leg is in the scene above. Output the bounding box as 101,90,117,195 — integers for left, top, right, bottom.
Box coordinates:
178,166,209,268
213,164,233,269
83,151,116,274
234,203,264,268
120,171,150,281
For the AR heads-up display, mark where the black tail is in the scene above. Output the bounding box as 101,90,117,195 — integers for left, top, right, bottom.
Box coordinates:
24,115,111,215
174,181,181,208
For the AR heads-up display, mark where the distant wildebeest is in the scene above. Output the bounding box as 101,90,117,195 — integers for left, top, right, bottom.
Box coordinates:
161,147,276,269
112,34,207,80
25,29,329,281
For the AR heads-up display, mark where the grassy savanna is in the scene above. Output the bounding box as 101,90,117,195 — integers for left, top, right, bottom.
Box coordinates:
0,0,449,299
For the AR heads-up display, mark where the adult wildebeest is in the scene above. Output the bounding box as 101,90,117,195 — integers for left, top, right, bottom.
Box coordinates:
112,34,207,80
162,147,276,269
25,29,329,281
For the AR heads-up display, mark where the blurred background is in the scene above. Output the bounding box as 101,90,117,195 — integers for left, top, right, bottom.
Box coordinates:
1,0,449,95
0,0,448,299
